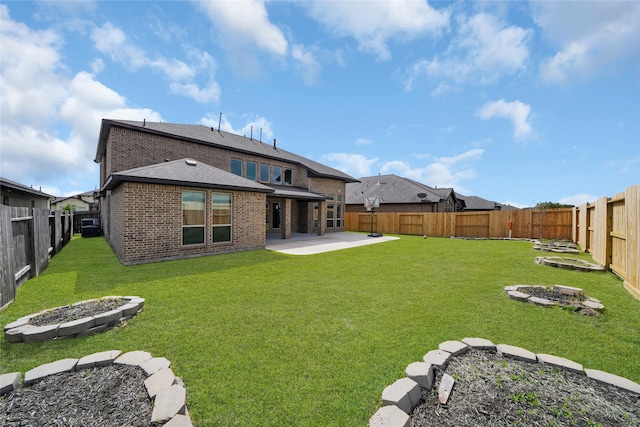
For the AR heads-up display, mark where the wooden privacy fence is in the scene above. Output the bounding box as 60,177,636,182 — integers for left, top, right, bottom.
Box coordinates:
346,208,573,241
575,184,640,300
0,206,73,309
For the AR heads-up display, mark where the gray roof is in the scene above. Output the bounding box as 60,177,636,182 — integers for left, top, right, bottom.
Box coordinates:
345,174,454,205
270,187,328,201
0,177,54,198
103,158,274,193
455,194,519,211
96,119,358,183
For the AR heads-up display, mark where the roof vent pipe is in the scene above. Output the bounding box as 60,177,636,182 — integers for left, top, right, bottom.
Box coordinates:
218,112,222,132
273,138,277,149
250,126,253,141
376,173,381,185
143,118,146,127
260,128,262,143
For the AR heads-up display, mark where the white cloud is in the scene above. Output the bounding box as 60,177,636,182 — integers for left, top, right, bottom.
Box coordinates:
355,138,373,146
558,193,598,207
196,0,287,56
476,99,532,139
321,153,379,178
532,1,640,85
200,114,274,142
405,12,531,91
502,201,529,209
291,44,321,85
91,22,220,103
0,7,162,194
306,0,449,61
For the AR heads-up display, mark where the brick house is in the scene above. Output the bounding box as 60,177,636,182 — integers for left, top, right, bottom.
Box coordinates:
94,119,357,264
346,174,459,213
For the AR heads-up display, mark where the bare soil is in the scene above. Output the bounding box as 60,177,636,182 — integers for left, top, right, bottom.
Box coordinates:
412,349,640,427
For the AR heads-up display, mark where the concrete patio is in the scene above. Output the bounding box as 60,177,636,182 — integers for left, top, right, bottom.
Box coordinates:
265,232,399,255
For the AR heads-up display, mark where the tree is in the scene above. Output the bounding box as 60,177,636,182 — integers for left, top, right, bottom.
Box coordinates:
534,201,574,209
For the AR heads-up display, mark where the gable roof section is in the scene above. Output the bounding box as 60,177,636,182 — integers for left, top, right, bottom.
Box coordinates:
96,119,358,183
345,174,454,205
455,194,518,211
0,177,54,198
103,158,274,193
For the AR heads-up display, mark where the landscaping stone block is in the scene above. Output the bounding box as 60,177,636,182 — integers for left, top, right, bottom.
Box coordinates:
439,340,468,356
141,357,171,376
422,349,451,369
92,308,123,326
584,369,640,395
507,290,530,302
462,337,495,351
536,353,583,373
4,317,30,332
381,378,421,414
0,372,20,395
114,350,152,367
503,285,521,292
496,344,537,362
151,384,187,422
25,358,78,386
145,367,176,398
163,414,194,427
582,300,605,311
22,324,59,343
58,317,95,336
369,405,410,427
120,302,140,317
405,362,434,389
4,324,32,343
77,350,122,370
528,296,556,307
77,324,109,337
553,285,584,296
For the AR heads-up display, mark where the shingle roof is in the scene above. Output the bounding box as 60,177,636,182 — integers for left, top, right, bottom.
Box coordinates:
103,158,275,193
345,174,453,205
0,177,54,198
96,119,358,183
455,194,519,211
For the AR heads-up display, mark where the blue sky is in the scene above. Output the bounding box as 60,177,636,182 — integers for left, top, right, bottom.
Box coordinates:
1,0,638,208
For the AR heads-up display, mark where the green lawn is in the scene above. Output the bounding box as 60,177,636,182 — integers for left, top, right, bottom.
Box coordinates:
1,235,638,426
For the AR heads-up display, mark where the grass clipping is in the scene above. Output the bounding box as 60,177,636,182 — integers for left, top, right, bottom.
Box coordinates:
412,350,639,427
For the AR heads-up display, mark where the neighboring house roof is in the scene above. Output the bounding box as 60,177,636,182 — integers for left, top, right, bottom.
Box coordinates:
271,187,328,201
345,174,455,205
102,158,275,193
96,119,358,183
455,194,518,211
52,191,98,205
0,177,54,198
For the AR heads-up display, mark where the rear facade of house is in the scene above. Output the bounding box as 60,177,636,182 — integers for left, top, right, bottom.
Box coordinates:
95,119,357,265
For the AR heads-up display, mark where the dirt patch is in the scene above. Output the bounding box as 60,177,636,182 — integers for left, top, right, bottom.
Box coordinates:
29,298,128,326
0,364,162,427
411,349,640,426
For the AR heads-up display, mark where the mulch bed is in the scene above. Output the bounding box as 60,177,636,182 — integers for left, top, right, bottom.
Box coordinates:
0,364,162,427
411,349,639,426
520,286,586,304
29,298,128,327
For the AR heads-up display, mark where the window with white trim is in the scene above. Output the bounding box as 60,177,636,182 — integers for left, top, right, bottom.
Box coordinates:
284,169,292,185
260,164,270,182
272,166,282,184
212,193,232,243
337,195,344,227
246,162,257,181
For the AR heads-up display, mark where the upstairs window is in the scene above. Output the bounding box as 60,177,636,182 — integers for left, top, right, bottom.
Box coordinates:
272,166,282,184
284,169,292,185
182,191,205,245
246,162,257,181
260,164,270,182
231,159,242,176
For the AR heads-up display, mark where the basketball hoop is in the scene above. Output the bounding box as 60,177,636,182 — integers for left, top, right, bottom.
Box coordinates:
364,196,380,211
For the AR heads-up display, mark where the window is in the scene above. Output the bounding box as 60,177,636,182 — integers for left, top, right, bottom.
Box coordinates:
212,193,232,243
230,159,242,176
326,195,335,228
182,191,205,245
260,164,270,182
272,166,282,184
337,195,343,227
246,162,257,181
284,169,292,185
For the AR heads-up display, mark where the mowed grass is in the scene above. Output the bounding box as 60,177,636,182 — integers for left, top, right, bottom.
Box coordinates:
1,235,638,426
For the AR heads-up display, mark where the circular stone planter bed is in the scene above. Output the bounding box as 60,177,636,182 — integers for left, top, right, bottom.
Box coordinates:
536,256,604,272
3,296,145,343
504,285,605,314
370,338,640,427
0,350,191,426
532,240,580,253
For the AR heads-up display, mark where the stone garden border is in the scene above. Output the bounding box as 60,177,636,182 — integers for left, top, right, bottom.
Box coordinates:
535,256,604,272
0,350,192,426
369,338,640,427
3,296,145,343
504,285,605,313
533,241,580,253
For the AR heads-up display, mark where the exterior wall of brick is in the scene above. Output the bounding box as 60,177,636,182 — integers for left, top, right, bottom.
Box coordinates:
111,182,265,265
107,187,124,260
308,177,347,232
